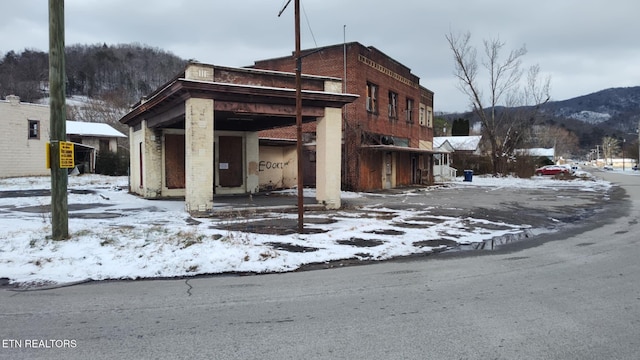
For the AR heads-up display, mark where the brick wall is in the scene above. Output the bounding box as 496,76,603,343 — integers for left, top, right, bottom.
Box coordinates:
254,42,435,191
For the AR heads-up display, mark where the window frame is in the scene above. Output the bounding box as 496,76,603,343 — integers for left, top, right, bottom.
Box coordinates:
366,82,379,114
405,98,414,123
28,120,40,140
388,91,398,120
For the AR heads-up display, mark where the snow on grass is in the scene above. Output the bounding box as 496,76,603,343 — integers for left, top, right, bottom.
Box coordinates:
0,173,612,285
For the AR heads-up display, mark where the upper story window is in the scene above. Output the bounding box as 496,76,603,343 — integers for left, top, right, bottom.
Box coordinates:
366,82,378,114
28,120,40,139
388,91,398,120
427,107,433,128
419,105,426,126
406,98,414,123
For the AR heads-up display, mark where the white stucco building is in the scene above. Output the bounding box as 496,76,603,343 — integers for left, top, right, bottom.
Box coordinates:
0,95,127,178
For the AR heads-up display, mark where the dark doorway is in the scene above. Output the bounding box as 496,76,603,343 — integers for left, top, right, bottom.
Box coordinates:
303,148,317,187
219,136,243,187
165,133,185,189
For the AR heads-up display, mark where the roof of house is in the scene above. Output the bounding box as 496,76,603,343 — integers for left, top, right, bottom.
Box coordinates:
66,121,127,138
433,135,482,151
516,147,555,157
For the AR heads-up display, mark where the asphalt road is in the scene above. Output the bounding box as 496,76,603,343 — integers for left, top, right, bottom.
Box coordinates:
1,171,639,360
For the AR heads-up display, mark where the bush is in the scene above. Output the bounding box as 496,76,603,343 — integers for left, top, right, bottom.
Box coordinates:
451,154,492,175
95,149,129,176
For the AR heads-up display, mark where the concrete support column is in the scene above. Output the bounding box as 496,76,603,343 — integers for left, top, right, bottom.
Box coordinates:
141,120,163,198
316,107,342,209
246,132,260,193
185,98,214,213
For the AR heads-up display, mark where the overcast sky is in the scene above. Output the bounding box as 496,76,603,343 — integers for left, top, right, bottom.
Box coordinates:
2,0,639,112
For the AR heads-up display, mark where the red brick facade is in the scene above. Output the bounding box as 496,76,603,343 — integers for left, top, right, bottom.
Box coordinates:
255,42,435,191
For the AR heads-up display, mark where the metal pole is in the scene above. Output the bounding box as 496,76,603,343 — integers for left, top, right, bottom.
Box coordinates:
343,25,347,94
622,138,625,171
295,0,304,233
49,0,68,239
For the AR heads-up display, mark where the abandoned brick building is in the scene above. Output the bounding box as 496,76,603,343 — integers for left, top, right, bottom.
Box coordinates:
253,42,436,191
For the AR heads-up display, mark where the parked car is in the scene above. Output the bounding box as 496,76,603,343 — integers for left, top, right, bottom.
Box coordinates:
633,165,638,171
603,165,614,171
535,165,570,176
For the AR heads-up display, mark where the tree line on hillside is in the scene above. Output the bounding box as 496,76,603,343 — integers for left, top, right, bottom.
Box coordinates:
0,43,187,106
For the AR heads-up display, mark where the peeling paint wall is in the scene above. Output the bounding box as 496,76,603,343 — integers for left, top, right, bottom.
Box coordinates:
258,145,296,190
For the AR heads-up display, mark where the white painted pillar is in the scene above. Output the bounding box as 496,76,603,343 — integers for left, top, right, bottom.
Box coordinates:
141,120,163,198
185,98,215,213
316,107,342,209
246,132,260,193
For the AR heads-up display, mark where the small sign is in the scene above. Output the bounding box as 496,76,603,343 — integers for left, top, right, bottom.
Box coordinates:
59,141,75,169
46,143,51,169
219,162,229,170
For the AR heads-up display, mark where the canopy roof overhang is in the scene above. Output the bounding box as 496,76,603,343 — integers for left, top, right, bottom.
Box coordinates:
120,78,358,132
360,144,447,154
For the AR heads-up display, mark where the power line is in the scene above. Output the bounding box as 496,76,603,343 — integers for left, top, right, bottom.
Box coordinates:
301,2,318,48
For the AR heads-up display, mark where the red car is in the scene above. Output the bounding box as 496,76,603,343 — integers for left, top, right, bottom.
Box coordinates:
535,165,570,176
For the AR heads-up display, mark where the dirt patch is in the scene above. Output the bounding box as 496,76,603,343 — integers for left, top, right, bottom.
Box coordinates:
336,238,385,247
0,189,96,198
12,203,112,213
413,239,459,248
265,242,320,253
216,218,332,235
364,229,405,236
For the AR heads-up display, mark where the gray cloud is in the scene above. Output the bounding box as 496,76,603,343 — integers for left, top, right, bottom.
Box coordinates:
2,0,639,112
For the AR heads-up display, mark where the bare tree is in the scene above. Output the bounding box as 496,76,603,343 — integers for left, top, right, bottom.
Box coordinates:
446,31,551,174
602,136,620,165
533,124,580,158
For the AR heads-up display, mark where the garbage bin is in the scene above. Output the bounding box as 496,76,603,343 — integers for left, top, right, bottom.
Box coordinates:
463,170,473,182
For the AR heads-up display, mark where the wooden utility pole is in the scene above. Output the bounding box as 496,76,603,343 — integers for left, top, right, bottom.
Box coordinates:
294,0,304,233
278,0,304,233
49,0,69,239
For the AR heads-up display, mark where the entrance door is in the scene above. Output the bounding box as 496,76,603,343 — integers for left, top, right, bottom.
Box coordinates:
218,136,243,187
411,155,418,184
384,152,392,189
165,133,185,189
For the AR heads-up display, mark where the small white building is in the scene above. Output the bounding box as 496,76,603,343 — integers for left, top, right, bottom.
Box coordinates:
433,136,482,181
0,95,50,177
0,95,127,178
516,147,555,162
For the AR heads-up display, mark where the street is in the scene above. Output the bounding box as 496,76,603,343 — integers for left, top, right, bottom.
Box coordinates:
1,171,639,360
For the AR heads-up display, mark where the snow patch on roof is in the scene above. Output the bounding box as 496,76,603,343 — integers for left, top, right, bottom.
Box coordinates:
433,136,481,151
66,121,127,138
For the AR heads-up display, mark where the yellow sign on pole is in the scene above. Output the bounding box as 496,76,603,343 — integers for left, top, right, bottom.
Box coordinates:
46,143,51,169
59,141,75,169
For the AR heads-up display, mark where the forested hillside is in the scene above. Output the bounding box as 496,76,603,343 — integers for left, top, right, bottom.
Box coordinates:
0,43,187,106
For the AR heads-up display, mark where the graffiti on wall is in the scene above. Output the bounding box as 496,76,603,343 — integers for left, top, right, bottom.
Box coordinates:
259,160,291,172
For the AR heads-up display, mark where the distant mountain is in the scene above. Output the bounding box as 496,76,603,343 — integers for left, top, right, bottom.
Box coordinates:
541,86,640,131
438,86,640,153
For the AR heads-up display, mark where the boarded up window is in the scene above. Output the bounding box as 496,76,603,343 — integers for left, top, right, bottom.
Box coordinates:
165,134,185,189
218,136,243,187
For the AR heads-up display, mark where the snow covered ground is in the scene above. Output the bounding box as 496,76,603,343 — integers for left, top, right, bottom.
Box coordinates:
0,171,624,286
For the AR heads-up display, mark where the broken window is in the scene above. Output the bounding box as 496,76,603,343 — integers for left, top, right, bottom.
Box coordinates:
366,82,378,113
406,98,414,123
388,91,398,119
